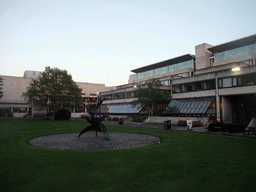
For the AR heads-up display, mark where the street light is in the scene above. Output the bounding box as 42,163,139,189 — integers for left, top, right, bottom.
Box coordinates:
232,67,240,71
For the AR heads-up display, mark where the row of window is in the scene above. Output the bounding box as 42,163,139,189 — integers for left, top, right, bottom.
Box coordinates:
172,72,256,93
172,79,215,93
102,73,256,100
219,73,256,88
137,59,194,79
216,43,256,62
137,72,189,86
101,91,134,100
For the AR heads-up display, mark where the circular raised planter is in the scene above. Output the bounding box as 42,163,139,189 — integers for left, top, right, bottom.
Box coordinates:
28,132,161,150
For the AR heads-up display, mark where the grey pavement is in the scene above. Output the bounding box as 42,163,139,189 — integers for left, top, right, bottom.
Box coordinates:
1,117,255,139
104,120,256,139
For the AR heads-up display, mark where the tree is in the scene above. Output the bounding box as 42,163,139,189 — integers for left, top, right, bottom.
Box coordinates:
23,67,83,120
0,77,3,99
133,78,171,116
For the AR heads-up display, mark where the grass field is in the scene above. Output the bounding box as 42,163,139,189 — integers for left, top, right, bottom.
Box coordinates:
1,119,256,192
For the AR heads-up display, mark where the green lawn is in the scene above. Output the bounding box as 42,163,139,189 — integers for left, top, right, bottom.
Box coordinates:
1,119,256,192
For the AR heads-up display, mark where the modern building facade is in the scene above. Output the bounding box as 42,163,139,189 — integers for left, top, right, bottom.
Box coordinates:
0,72,105,118
100,34,256,125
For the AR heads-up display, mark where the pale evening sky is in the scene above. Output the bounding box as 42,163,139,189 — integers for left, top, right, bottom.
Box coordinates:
1,0,256,86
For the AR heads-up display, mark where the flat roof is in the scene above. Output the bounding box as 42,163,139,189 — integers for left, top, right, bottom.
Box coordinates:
131,54,195,73
208,34,256,53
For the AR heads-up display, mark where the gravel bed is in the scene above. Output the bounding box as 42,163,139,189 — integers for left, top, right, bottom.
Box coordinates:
28,132,161,150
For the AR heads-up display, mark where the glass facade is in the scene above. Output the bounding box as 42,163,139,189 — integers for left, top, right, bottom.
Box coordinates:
216,43,256,62
219,72,256,88
172,79,215,93
113,93,125,100
108,103,143,114
155,66,167,76
176,72,189,77
137,70,154,79
163,98,215,115
161,80,170,86
102,94,112,100
137,59,194,79
169,60,193,72
125,91,134,98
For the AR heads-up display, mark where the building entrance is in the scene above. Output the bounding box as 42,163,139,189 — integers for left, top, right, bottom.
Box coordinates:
230,94,256,124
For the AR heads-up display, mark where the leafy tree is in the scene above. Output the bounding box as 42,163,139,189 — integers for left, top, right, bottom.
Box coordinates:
0,77,3,99
133,78,171,116
23,67,83,120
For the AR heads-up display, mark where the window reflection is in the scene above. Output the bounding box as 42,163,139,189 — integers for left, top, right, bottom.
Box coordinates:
216,44,256,62
218,72,256,88
173,79,215,93
137,59,194,79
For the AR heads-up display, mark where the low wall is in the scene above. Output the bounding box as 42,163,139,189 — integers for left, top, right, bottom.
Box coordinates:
143,116,209,126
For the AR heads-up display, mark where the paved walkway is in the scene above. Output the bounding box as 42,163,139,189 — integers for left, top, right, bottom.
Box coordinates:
2,117,255,139
104,121,256,139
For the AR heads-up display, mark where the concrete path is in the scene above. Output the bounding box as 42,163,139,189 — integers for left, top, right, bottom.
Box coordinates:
104,120,256,139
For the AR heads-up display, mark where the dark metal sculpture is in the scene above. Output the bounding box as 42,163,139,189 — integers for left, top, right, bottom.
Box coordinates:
78,100,111,140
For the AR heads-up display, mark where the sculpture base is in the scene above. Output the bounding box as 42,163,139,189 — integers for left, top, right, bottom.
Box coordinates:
28,132,161,150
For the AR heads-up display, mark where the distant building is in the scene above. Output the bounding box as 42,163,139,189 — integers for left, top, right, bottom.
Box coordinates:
23,70,42,78
0,73,105,118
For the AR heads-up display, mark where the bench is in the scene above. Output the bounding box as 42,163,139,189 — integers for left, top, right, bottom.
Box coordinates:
244,127,256,135
192,121,201,127
177,120,201,127
177,120,187,126
244,118,256,135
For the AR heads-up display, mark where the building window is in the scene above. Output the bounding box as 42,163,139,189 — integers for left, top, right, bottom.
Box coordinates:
161,80,170,86
173,79,215,93
113,93,125,100
172,85,181,93
169,59,193,73
218,72,256,88
155,67,167,76
233,77,237,86
102,94,112,100
176,72,189,77
242,73,256,85
241,59,253,65
195,82,203,91
126,92,134,98
216,43,256,62
204,80,215,90
218,79,222,88
210,58,214,66
137,70,154,79
13,107,27,113
222,78,232,88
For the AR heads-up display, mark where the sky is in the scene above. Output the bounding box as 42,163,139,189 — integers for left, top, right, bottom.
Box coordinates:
1,0,256,86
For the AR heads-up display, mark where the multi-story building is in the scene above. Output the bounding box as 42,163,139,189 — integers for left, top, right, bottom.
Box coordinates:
100,34,256,125
2,34,256,125
0,71,105,118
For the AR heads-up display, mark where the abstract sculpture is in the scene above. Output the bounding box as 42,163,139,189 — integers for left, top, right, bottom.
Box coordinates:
78,100,111,140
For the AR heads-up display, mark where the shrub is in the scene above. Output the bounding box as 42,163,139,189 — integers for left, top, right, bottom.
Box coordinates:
54,108,71,120
0,111,13,117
